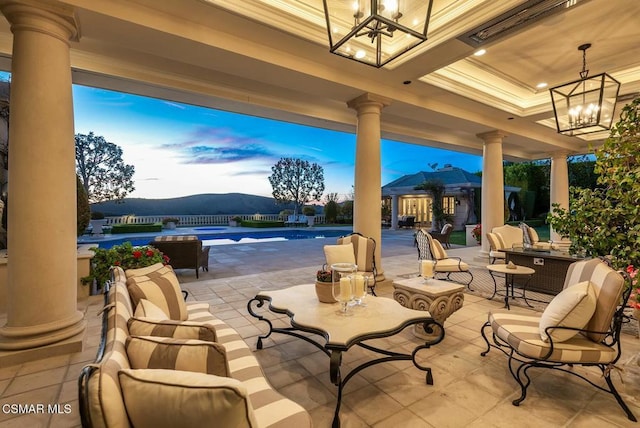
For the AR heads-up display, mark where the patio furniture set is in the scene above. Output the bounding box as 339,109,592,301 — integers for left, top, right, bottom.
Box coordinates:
78,228,637,426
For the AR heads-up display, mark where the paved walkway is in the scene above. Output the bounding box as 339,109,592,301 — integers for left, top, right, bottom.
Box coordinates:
2,230,640,427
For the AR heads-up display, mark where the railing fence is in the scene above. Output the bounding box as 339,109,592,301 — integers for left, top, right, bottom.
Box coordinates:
104,214,327,226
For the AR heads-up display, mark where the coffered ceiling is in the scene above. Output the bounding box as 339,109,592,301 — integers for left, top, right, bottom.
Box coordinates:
1,0,638,161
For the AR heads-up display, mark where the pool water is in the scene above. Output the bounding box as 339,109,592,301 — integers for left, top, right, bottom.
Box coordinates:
85,229,348,249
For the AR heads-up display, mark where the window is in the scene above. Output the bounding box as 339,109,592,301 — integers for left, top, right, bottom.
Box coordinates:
442,196,455,215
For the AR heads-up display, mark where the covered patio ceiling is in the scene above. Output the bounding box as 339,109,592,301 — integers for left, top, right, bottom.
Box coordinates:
0,0,638,161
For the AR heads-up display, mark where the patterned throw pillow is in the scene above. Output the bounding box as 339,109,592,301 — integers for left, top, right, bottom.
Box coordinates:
118,369,258,428
520,223,533,246
125,336,230,376
126,265,188,321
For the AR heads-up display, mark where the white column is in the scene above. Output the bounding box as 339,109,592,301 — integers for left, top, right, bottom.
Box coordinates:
390,194,398,230
550,151,570,242
477,131,507,255
0,2,85,352
347,93,390,282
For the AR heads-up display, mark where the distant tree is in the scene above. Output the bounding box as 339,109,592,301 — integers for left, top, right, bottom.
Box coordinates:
340,200,353,222
76,175,90,236
414,179,451,230
324,192,339,203
75,132,135,203
268,157,324,214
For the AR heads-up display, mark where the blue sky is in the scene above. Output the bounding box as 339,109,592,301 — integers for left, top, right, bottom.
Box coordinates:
3,71,483,200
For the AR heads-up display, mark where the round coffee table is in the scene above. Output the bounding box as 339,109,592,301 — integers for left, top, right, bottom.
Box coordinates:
486,264,535,310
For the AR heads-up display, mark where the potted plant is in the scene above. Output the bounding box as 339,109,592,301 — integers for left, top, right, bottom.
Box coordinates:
162,217,180,230
471,224,482,245
229,216,242,227
315,268,337,303
303,206,316,227
82,242,169,294
90,211,107,236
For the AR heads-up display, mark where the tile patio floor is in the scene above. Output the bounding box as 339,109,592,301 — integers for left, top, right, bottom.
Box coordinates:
1,229,639,427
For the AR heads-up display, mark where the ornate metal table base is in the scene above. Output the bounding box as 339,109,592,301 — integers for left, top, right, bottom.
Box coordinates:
247,290,444,428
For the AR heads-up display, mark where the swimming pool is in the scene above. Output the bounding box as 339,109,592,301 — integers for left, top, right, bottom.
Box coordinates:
84,229,348,249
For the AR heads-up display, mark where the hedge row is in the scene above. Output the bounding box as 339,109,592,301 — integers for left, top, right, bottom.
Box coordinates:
240,220,285,228
110,222,163,234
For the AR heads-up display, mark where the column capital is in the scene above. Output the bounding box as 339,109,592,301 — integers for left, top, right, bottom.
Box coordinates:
347,93,392,111
476,130,507,143
550,150,571,159
0,0,80,43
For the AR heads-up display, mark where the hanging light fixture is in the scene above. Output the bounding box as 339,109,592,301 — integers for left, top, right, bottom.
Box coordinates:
550,43,620,135
322,0,433,68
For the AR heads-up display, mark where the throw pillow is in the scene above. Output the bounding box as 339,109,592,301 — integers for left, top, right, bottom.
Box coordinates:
520,223,533,246
125,262,165,279
118,369,258,428
125,336,230,376
323,243,356,267
126,265,188,321
528,227,540,244
128,318,218,342
539,280,597,342
134,299,169,320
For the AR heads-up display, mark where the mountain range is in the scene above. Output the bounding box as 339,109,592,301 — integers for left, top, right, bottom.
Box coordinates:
92,193,296,216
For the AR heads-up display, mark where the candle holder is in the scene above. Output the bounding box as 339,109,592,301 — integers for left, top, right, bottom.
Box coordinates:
420,259,436,282
331,263,357,316
352,274,368,308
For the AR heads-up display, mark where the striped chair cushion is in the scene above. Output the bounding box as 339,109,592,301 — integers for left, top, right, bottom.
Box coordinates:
153,235,198,242
126,336,230,376
562,259,625,342
494,233,507,249
337,234,375,273
134,299,169,320
124,262,166,279
126,265,188,321
128,318,218,342
119,369,258,428
485,232,503,251
489,311,617,363
429,235,448,261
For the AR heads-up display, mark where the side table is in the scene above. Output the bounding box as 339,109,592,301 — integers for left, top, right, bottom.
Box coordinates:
393,276,464,340
486,264,535,310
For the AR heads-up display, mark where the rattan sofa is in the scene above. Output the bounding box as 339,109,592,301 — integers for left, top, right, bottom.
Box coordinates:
79,264,311,427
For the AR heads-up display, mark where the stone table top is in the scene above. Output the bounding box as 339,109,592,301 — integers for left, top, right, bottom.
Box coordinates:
487,264,535,275
393,276,464,296
256,284,431,349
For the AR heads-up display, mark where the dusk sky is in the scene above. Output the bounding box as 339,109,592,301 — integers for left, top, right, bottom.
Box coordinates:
3,71,483,200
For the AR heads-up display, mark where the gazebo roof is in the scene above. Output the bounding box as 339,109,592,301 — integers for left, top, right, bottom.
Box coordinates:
382,166,481,192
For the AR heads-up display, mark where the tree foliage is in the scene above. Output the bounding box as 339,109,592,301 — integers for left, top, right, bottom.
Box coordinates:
76,175,90,236
75,132,135,203
549,97,640,269
268,158,324,214
414,179,451,229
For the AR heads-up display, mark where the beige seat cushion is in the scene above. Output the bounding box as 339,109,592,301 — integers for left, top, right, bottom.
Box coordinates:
488,311,617,363
126,265,188,321
435,258,470,272
126,336,230,377
119,369,258,428
125,262,166,279
539,280,597,342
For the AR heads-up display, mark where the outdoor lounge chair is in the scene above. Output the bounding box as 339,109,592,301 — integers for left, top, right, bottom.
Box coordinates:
149,235,210,278
430,223,453,249
415,229,473,289
480,258,636,422
485,232,506,264
323,232,378,295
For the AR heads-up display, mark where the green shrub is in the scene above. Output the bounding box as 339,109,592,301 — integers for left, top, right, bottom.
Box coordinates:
324,201,338,223
162,217,180,225
241,220,285,228
302,206,316,216
83,242,168,289
110,222,162,234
